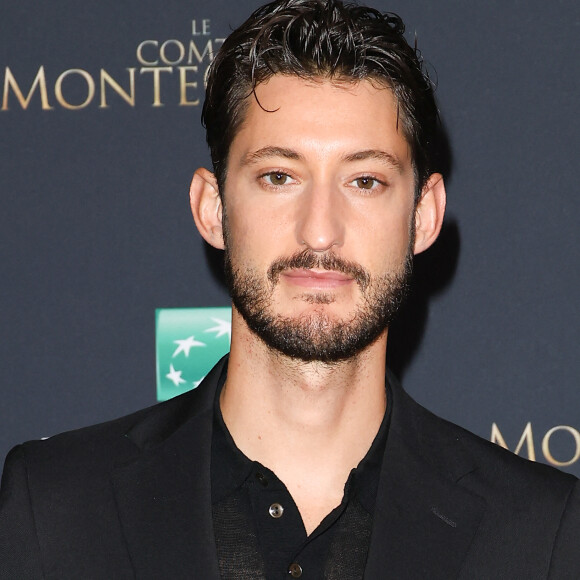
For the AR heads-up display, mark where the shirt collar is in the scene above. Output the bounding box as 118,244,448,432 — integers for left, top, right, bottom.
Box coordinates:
210,367,255,504
211,368,393,510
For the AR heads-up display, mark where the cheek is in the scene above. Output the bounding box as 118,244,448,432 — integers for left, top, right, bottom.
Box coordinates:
223,205,278,269
227,193,296,251
353,206,414,269
222,191,253,242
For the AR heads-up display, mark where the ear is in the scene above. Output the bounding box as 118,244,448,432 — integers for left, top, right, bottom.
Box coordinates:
413,173,446,255
189,168,224,250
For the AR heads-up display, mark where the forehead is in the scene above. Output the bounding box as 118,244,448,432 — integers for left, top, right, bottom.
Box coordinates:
229,75,412,168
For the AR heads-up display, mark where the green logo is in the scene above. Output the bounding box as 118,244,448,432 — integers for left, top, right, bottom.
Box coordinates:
155,307,231,401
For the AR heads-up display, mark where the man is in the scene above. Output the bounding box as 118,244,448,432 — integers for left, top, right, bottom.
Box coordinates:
1,0,578,578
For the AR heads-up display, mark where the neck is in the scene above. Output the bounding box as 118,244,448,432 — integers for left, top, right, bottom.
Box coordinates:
220,309,388,533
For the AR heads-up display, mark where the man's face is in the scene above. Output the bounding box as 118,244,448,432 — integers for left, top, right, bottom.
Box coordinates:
222,75,418,363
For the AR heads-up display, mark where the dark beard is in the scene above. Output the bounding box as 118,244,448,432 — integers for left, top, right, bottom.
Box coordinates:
224,246,412,364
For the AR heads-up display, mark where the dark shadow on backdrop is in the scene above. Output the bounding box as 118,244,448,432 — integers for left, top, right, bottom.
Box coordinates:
386,218,460,379
204,243,227,288
387,117,459,379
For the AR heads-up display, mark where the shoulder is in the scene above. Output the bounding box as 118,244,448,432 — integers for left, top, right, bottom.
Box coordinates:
441,415,580,575
434,404,576,492
389,374,578,508
388,379,580,574
3,355,227,482
2,369,220,497
7,403,156,481
0,361,225,577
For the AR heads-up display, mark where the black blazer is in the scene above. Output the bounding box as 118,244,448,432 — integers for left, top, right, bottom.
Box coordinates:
1,356,579,579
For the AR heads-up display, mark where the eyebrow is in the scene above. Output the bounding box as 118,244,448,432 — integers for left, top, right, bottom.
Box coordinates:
240,146,404,172
341,149,404,173
240,146,304,167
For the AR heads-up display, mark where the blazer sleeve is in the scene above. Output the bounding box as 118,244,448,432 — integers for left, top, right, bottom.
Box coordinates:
0,445,45,579
548,478,580,579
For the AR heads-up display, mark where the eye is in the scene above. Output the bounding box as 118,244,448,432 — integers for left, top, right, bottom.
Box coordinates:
262,171,293,187
351,176,385,190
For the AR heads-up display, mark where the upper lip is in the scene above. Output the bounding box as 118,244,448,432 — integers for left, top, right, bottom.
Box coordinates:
282,268,353,281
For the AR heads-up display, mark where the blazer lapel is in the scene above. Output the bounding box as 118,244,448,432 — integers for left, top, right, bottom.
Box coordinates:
365,376,486,580
110,357,227,580
109,359,485,579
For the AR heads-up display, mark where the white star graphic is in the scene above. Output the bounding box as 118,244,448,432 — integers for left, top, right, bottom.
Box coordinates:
166,364,186,387
193,376,206,388
204,318,231,341
172,335,206,357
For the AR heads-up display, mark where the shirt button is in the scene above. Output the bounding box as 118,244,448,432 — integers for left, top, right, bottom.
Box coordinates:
255,471,268,487
269,503,284,518
288,562,302,577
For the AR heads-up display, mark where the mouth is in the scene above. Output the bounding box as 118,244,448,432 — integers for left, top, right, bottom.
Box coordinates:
280,268,354,289
267,248,371,291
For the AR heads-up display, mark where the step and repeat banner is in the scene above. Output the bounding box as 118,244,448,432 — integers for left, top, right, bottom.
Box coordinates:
1,0,579,477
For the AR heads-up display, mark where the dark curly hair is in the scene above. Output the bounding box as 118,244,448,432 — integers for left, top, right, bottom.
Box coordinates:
202,0,440,199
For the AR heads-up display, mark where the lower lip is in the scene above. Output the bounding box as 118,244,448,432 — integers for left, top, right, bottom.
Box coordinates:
281,270,354,289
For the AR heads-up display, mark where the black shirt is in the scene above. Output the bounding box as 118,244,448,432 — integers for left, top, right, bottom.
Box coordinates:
211,369,391,579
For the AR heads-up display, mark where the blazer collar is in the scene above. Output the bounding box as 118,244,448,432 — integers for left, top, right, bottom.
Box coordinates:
364,371,486,579
111,356,228,579
111,358,486,579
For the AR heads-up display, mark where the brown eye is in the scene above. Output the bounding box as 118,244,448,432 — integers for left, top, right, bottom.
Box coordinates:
355,177,376,190
268,172,289,186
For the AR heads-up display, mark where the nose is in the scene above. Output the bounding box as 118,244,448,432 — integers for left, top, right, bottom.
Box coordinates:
295,184,345,252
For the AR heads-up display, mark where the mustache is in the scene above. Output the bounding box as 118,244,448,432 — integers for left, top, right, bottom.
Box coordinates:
267,249,371,291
